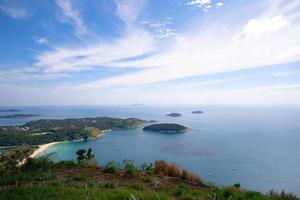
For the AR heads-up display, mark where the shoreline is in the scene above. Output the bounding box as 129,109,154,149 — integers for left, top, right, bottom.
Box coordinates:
30,142,61,158
29,129,111,158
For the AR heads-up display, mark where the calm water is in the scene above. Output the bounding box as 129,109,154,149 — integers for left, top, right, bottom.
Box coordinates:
1,105,300,195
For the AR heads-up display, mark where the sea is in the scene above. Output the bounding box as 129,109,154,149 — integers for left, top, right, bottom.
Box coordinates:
0,105,299,195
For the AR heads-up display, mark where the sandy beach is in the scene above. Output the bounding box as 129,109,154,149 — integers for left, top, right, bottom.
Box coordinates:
30,142,60,158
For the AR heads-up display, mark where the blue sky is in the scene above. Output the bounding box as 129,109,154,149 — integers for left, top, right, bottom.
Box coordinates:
0,0,300,105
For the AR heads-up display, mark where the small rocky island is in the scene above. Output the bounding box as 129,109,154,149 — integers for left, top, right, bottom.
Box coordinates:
192,111,203,114
143,123,188,133
166,113,182,117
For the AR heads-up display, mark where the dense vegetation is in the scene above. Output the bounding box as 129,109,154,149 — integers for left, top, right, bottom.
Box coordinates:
166,113,182,117
0,114,40,119
0,117,144,146
0,147,298,200
192,111,203,114
143,123,188,133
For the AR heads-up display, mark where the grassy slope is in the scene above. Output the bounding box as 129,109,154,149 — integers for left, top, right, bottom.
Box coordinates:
0,168,296,200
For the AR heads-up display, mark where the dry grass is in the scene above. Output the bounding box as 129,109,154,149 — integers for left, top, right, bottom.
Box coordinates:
154,160,203,185
154,160,168,175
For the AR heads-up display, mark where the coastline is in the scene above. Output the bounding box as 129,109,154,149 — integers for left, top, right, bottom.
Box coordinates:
30,142,60,158
29,129,111,158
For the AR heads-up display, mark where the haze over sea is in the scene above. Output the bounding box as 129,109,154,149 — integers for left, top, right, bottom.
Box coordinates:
1,105,300,195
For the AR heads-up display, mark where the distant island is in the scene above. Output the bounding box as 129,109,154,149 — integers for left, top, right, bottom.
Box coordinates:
0,109,20,112
0,114,40,119
192,110,203,114
0,117,146,146
166,112,182,117
143,123,188,133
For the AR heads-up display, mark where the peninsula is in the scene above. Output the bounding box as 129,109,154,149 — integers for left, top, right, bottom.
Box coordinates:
0,114,40,119
0,109,20,112
0,117,145,146
143,123,188,133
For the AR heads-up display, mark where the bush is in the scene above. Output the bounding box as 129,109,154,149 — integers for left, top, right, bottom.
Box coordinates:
22,155,55,172
103,180,117,188
103,161,119,174
181,169,202,184
167,163,181,177
143,176,154,184
124,160,136,178
141,162,153,172
129,184,143,191
154,160,168,175
233,183,241,189
174,184,187,197
268,190,299,200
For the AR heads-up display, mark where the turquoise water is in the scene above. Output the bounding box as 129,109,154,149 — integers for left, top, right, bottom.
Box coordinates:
1,105,300,195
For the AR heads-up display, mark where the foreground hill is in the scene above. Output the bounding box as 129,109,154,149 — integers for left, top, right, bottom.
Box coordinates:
0,117,145,146
0,147,298,200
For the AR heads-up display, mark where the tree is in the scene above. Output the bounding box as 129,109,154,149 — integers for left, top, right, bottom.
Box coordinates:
86,148,94,160
76,149,86,162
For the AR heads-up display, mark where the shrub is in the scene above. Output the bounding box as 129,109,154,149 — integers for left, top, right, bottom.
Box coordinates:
22,155,55,172
54,160,77,169
143,176,155,184
268,190,299,200
154,160,168,175
233,183,241,189
141,162,153,172
167,163,181,177
103,161,119,174
181,169,203,184
129,184,143,191
124,160,136,178
174,184,187,197
181,169,191,180
103,180,117,188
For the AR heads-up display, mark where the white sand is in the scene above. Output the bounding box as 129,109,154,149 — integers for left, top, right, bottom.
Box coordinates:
30,142,60,158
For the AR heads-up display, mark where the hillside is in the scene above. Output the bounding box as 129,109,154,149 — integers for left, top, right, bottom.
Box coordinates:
0,117,145,146
0,147,298,200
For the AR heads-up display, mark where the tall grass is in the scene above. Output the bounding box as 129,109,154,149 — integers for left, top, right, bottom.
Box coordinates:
154,160,203,185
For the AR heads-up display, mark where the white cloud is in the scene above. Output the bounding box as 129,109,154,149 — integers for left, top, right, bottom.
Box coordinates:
187,0,211,7
237,15,290,39
0,1,29,19
55,0,88,36
33,1,300,89
34,29,155,73
271,70,300,77
216,2,223,7
142,17,177,39
115,0,145,25
36,37,49,45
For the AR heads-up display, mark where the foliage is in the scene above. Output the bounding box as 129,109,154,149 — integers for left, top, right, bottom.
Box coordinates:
103,161,119,174
124,160,136,178
0,117,144,146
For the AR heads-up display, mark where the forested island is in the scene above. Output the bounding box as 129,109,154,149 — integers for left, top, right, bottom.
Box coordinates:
0,114,40,119
166,112,182,117
143,123,188,133
0,117,145,146
0,109,20,112
192,110,203,114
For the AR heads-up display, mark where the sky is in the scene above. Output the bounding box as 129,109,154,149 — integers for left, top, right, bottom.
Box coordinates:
0,0,300,105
